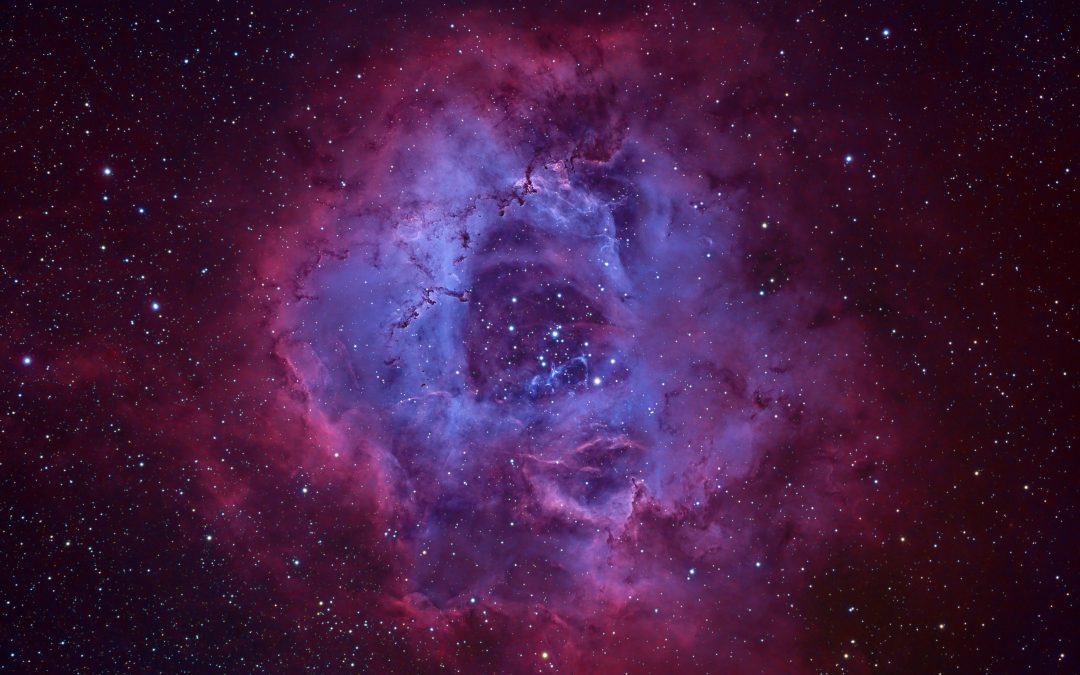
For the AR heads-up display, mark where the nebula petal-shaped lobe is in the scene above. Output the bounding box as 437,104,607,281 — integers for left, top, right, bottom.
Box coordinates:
256,14,905,672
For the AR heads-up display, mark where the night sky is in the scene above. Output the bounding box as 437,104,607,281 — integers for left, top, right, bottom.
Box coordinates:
2,1,1077,673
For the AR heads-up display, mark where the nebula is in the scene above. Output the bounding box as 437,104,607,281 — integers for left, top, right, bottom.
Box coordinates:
8,2,1071,673
250,16,906,671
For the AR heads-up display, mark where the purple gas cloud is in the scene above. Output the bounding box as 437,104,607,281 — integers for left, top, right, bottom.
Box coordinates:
6,3,1072,673
257,17,908,671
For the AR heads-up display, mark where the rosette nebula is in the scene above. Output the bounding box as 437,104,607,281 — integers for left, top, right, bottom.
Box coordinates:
3,2,1075,673
270,21,908,669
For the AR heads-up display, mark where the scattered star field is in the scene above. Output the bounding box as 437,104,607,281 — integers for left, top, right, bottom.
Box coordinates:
2,1,1076,673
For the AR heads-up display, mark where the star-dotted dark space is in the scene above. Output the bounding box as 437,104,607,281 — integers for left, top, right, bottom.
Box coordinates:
1,1,1076,673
